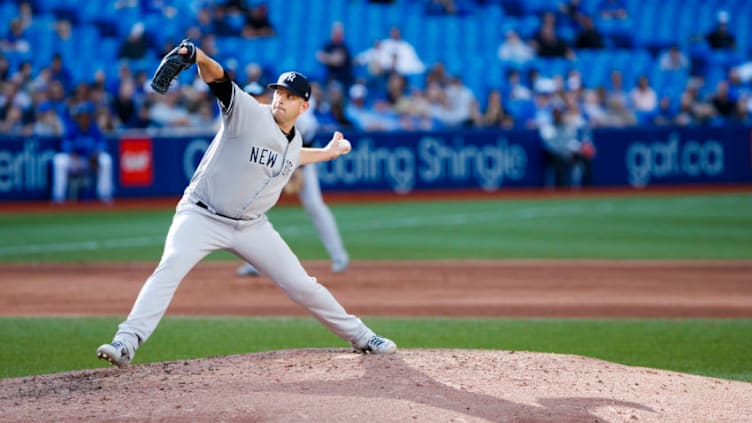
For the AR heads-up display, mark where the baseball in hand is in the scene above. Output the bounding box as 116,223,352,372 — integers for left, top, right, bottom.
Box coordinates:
331,132,351,155
338,138,351,153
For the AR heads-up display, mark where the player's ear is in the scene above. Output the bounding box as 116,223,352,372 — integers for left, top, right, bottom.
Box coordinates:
300,101,310,113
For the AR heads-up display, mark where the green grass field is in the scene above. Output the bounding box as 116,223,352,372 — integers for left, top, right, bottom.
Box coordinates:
1,193,750,262
1,192,751,381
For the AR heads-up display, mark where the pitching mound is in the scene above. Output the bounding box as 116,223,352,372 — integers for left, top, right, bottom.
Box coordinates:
2,349,750,423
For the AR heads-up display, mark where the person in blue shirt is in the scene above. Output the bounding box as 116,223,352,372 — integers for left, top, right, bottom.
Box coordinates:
51,102,113,203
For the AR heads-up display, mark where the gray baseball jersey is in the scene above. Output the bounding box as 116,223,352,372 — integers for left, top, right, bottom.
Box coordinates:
111,78,375,355
180,82,301,219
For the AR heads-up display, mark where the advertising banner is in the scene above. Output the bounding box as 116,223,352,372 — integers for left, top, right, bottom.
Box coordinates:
1,126,750,201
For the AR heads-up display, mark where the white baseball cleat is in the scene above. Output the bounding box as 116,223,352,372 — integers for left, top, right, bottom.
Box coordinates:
236,263,261,277
353,335,397,355
96,341,134,367
332,255,349,273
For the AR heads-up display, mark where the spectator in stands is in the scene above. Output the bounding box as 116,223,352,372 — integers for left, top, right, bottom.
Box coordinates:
383,72,409,111
376,26,426,76
46,79,67,117
241,62,264,87
309,81,331,117
70,82,93,109
13,61,34,92
652,96,676,126
242,81,267,101
1,18,31,54
734,57,752,84
242,3,275,38
604,94,636,127
474,88,514,128
565,69,583,92
0,54,10,82
658,45,690,71
52,102,113,204
630,75,658,118
113,78,140,129
531,77,559,127
117,22,154,60
597,0,628,20
53,17,72,43
345,82,399,131
48,53,74,93
574,16,605,49
29,68,52,95
322,100,354,131
498,30,535,66
194,7,217,38
605,69,628,109
678,79,716,124
90,70,112,106
443,75,476,127
210,6,237,37
726,68,747,100
709,80,737,120
425,0,469,15
397,87,437,131
706,11,736,50
148,87,191,128
538,102,594,188
0,80,32,122
740,92,752,123
581,88,610,127
191,102,220,131
532,22,573,59
17,1,34,30
221,0,250,35
425,62,450,87
503,68,532,102
95,103,117,133
0,104,31,135
425,80,454,128
33,101,65,136
674,94,697,126
198,33,220,59
316,22,354,89
354,39,387,81
559,0,586,28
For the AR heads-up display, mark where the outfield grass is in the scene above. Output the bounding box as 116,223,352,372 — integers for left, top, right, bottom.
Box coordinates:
0,193,751,262
1,317,750,382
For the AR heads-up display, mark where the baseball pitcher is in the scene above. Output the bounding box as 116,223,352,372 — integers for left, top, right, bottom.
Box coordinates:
96,40,396,367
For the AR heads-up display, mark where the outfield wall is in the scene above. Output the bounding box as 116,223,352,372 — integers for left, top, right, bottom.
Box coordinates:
1,126,750,200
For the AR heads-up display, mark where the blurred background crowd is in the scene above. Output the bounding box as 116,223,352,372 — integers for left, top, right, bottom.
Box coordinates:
1,0,751,139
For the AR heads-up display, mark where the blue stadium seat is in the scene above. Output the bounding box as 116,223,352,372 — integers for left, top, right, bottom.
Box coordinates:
6,0,751,132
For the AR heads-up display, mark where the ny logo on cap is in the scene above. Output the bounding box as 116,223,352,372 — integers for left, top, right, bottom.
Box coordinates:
284,72,297,84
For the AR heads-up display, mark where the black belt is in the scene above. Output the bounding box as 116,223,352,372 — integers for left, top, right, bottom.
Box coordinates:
196,201,237,220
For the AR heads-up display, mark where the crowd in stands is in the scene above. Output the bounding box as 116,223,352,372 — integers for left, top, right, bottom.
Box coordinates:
1,0,752,141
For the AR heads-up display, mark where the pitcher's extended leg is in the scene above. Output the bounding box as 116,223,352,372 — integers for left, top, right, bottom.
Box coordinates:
116,208,231,346
233,218,369,345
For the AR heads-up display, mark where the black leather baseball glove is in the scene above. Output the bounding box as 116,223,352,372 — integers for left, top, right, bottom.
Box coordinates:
150,39,196,94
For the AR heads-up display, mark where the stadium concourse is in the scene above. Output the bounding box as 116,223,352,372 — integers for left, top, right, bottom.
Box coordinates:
0,0,751,137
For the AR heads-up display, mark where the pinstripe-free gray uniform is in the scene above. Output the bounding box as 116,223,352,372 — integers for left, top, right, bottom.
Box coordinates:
113,82,375,350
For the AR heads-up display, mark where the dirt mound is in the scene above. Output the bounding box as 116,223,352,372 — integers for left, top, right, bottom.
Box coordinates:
1,349,750,423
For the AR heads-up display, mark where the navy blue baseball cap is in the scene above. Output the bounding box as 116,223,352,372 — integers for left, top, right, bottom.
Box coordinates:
268,71,311,101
